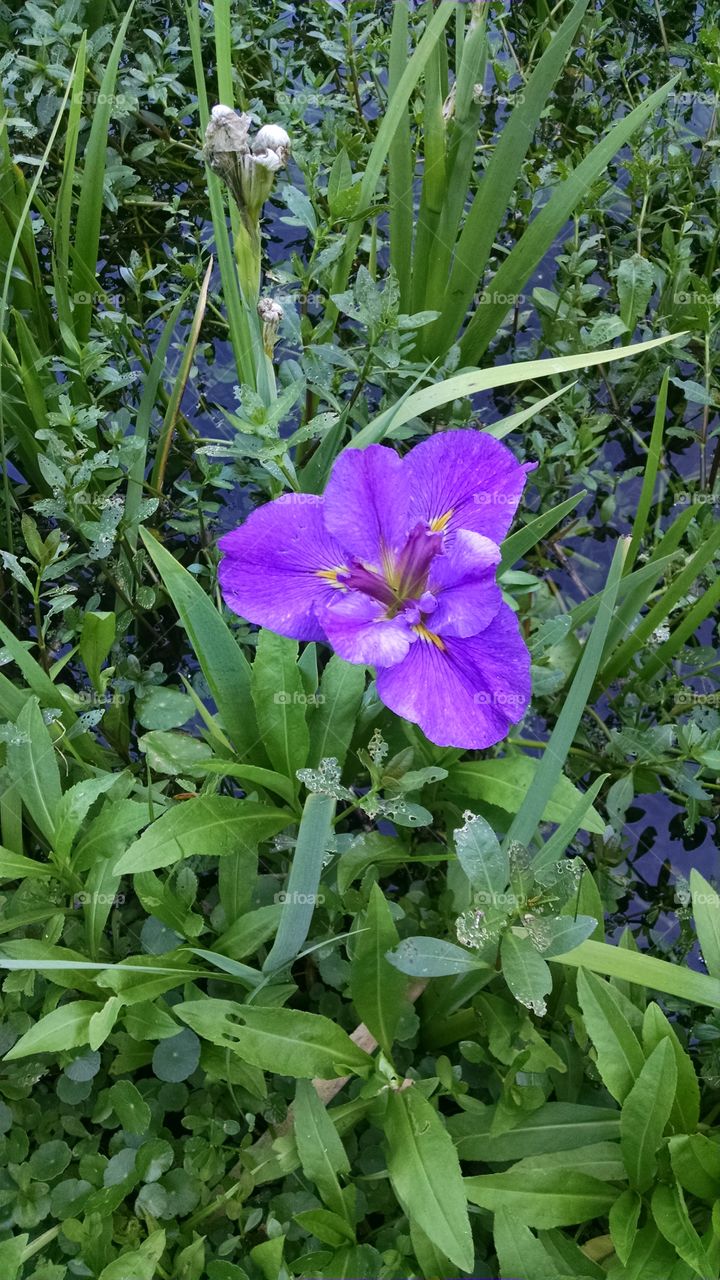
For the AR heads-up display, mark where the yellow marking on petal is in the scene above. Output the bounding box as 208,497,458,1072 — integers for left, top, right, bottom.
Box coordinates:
430,509,453,533
316,567,346,589
413,624,446,651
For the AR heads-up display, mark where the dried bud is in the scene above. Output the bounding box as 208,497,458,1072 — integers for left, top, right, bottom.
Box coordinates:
204,106,291,223
258,297,284,355
253,123,291,165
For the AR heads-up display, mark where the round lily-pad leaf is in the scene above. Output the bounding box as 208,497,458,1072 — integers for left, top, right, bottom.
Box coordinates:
152,1028,201,1083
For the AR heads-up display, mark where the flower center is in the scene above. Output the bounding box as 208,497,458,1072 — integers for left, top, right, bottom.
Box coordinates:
338,523,444,619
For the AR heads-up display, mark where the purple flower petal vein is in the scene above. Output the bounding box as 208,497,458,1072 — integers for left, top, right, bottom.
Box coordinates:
219,431,535,749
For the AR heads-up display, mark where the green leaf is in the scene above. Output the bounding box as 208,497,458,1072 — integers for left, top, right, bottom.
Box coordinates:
620,1039,676,1192
617,252,655,331
690,869,720,978
70,6,135,344
4,1000,102,1059
453,811,508,898
460,79,679,363
612,1222,679,1280
113,796,289,874
97,1230,166,1280
448,758,605,833
559,939,720,1009
642,1002,700,1134
294,1078,350,1219
447,1102,621,1161
152,1027,201,1083
385,1084,474,1272
5,697,62,845
135,687,195,731
494,1209,557,1280
536,915,598,957
651,1181,712,1276
174,999,373,1079
350,883,409,1055
465,1167,618,1227
308,656,366,769
0,848,51,881
109,1080,151,1134
668,1133,720,1202
292,1208,354,1248
251,631,310,785
576,969,645,1102
140,528,260,760
263,792,336,974
609,1188,642,1267
501,931,552,1014
386,936,485,978
0,1235,29,1279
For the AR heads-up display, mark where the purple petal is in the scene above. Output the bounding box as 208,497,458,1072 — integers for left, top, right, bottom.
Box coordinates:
375,604,531,749
320,591,414,667
404,429,535,544
428,530,503,638
322,445,410,565
218,494,347,641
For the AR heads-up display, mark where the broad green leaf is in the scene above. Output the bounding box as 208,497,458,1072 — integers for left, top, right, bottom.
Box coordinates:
251,631,310,785
97,1230,166,1280
668,1133,720,1202
386,936,485,978
690,869,720,978
617,253,655,331
642,1003,700,1134
350,883,409,1054
559,939,720,1010
609,1188,642,1267
609,1222,679,1280
651,1181,712,1276
292,1209,354,1248
140,528,260,760
5,697,62,845
0,1235,29,1279
576,969,645,1102
447,1102,621,1162
263,792,336,975
501,930,552,1014
294,1079,351,1220
113,796,289,874
109,1080,151,1135
515,1141,626,1182
494,1208,557,1280
453,811,508,898
620,1039,676,1192
449,758,605,833
89,996,123,1051
0,848,50,880
174,999,373,1079
79,611,115,690
5,1000,102,1059
53,774,123,861
308,656,366,769
534,915,598,958
465,1167,618,1227
385,1085,474,1271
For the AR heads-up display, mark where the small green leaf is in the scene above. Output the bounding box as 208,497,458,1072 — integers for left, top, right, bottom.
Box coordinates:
385,1085,474,1272
114,796,289,874
620,1039,676,1192
453,811,508,899
576,969,645,1102
690,869,720,978
350,883,409,1054
609,1188,642,1267
5,1000,102,1059
449,757,605,833
501,931,552,1014
651,1181,712,1276
109,1080,152,1134
386,936,485,978
251,630,310,785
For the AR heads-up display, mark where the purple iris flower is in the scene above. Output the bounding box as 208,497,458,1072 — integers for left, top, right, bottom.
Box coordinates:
218,431,535,749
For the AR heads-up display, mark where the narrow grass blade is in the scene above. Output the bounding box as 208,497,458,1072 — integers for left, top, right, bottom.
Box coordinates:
71,7,134,344
427,0,589,356
505,538,628,850
151,258,212,493
500,492,586,573
556,942,720,1009
485,383,577,441
139,528,262,762
461,77,680,363
352,334,681,448
263,793,337,974
388,1,414,309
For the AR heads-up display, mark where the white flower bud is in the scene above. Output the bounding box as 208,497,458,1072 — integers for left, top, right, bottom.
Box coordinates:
258,297,284,355
253,123,291,161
